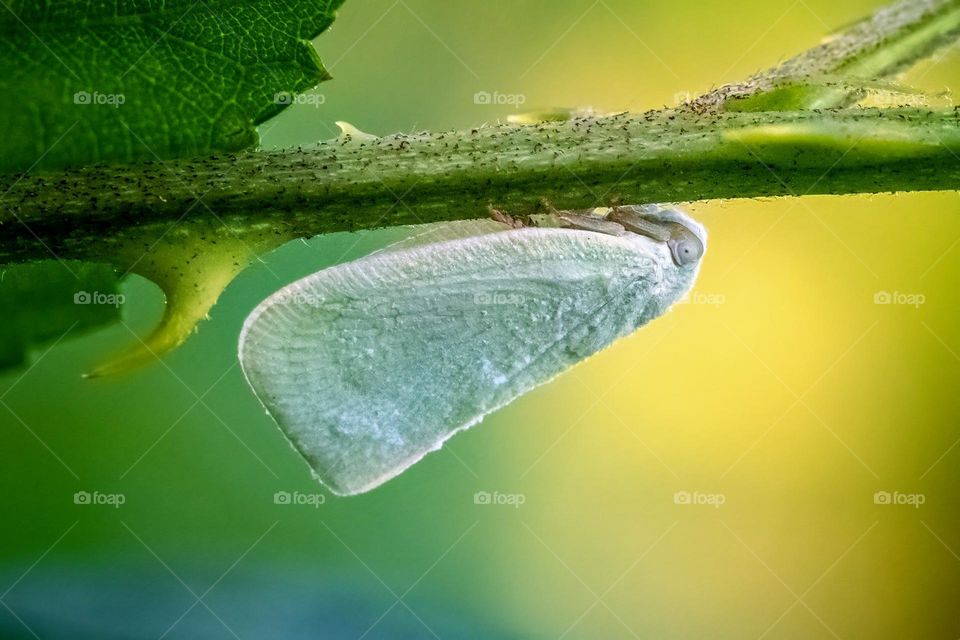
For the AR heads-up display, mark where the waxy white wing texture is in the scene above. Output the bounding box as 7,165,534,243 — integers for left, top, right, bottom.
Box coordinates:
240,226,700,495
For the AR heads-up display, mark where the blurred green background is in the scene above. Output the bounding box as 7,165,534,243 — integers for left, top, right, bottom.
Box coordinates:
2,0,960,637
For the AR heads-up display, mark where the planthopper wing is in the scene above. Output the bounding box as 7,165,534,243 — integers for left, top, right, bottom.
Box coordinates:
240,220,704,496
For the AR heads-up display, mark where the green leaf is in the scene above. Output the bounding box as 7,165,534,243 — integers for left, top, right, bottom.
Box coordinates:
0,260,123,372
0,0,345,172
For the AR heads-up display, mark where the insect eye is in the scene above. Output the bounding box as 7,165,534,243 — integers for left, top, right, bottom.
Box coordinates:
668,232,704,267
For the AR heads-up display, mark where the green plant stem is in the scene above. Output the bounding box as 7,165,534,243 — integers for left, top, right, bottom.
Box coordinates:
695,0,960,110
2,107,960,263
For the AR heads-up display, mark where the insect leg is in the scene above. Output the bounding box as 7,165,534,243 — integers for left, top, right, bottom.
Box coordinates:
556,211,626,236
606,206,672,242
488,207,531,229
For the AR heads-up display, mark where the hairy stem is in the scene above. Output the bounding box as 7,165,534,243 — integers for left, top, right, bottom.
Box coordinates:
2,107,960,263
695,0,960,110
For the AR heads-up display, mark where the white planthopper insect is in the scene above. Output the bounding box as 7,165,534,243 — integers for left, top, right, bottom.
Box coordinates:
238,205,706,495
